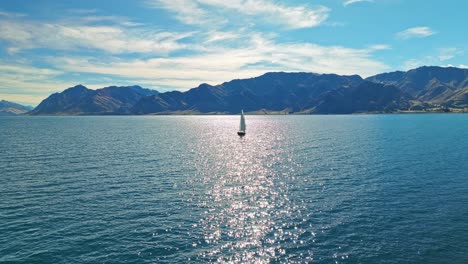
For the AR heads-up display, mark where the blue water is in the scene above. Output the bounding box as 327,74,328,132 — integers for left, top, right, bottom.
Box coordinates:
0,115,467,263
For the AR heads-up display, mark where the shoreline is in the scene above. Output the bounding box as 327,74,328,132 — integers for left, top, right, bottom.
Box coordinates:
13,110,468,117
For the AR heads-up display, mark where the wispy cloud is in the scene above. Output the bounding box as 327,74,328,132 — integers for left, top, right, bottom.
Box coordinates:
402,47,463,70
343,0,373,7
0,10,27,18
205,31,240,43
0,63,62,76
145,0,213,26
73,15,145,27
397,26,436,39
438,47,463,61
200,0,329,29
0,19,192,54
368,44,391,51
145,0,329,29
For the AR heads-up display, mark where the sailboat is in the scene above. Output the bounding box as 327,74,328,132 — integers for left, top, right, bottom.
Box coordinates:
237,110,246,136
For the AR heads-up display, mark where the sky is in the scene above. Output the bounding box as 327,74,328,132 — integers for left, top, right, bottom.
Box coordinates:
0,0,467,106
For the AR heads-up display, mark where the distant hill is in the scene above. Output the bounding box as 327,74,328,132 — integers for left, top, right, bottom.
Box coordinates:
29,85,159,115
0,100,33,116
367,66,468,108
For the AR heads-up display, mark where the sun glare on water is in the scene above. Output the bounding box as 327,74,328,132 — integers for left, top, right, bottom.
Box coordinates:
185,116,312,263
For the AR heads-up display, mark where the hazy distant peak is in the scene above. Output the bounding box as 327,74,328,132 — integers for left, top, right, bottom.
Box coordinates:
0,99,33,115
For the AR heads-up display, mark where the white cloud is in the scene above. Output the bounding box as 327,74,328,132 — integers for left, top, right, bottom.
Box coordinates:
145,0,329,29
396,26,436,39
368,44,391,51
343,0,373,7
438,47,463,61
0,19,192,54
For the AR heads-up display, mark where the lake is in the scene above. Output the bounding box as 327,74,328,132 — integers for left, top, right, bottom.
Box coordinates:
0,115,467,263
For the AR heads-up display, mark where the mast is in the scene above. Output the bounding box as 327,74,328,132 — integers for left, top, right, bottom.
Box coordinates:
240,110,246,131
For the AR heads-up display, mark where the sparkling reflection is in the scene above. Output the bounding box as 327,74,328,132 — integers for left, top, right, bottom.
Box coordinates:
189,116,311,263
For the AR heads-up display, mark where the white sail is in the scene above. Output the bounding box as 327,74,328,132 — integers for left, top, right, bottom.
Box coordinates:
239,110,246,131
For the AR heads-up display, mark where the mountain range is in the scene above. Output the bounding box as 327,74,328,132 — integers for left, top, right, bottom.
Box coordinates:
0,100,33,116
29,85,158,115
24,66,468,115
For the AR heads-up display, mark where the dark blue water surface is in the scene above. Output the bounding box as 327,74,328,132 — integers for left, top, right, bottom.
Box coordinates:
0,115,467,263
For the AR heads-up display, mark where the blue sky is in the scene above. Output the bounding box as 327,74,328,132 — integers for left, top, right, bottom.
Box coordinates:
0,0,466,105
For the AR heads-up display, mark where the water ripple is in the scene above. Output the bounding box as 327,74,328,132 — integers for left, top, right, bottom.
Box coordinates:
0,115,467,263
